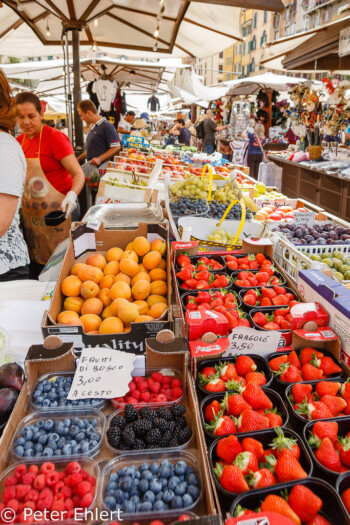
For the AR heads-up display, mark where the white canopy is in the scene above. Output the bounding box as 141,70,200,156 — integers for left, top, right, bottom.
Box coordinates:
221,72,310,95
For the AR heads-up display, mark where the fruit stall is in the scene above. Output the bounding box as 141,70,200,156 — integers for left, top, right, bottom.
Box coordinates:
2,150,350,525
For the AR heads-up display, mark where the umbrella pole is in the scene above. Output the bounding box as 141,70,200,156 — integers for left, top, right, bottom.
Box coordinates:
64,33,73,144
72,29,84,155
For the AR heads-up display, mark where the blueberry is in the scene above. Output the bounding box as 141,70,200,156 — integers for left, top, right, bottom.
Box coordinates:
149,479,162,494
114,489,125,504
182,494,193,507
34,444,43,453
22,427,34,440
72,445,80,455
136,503,142,512
139,462,150,472
75,432,85,443
15,446,24,456
174,461,187,476
24,449,34,457
155,491,164,501
140,502,152,512
186,466,195,474
188,484,200,500
168,476,180,491
130,495,140,505
110,473,118,482
171,495,183,509
24,441,33,450
53,449,62,456
77,420,85,429
17,437,26,446
62,444,72,456
105,496,116,510
47,441,57,451
91,418,98,428
159,465,171,478
49,433,59,443
125,466,137,478
154,500,167,511
163,489,174,503
186,473,199,486
42,447,53,456
80,441,89,454
42,399,51,407
175,482,187,496
161,478,168,489
124,501,135,513
150,462,159,475
69,425,79,437
138,479,149,493
141,470,152,481
38,434,48,446
35,420,44,429
143,490,155,504
121,479,132,492
63,419,71,427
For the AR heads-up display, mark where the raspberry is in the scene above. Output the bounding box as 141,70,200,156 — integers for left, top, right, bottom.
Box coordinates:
128,381,136,392
66,509,75,519
171,387,183,399
58,471,66,480
137,381,148,393
76,481,91,498
154,394,167,403
23,501,36,511
171,379,182,388
45,472,59,487
64,498,74,511
161,375,172,385
53,481,65,495
67,473,83,487
125,396,138,405
80,492,93,508
140,392,151,402
40,462,55,475
150,521,164,525
36,488,53,512
65,461,81,475
27,466,38,476
33,475,46,490
50,500,65,513
88,476,96,487
151,372,163,383
18,511,34,523
18,502,24,513
59,486,72,499
178,516,190,521
5,476,18,487
3,487,16,505
24,490,39,503
15,485,32,501
0,503,4,512
80,470,89,481
7,499,19,513
164,389,173,401
14,464,27,479
53,492,65,501
132,389,140,400
21,473,36,486
149,380,161,394
72,495,81,507
133,376,144,383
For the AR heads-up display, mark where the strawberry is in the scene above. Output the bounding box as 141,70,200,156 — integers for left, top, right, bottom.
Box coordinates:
221,393,251,417
243,294,257,306
252,312,268,327
338,436,350,468
315,381,341,397
204,378,226,392
300,347,324,365
274,455,307,482
318,356,342,377
269,354,288,372
206,411,237,436
199,366,216,379
309,420,339,445
288,484,323,522
320,394,347,416
291,383,313,404
233,451,258,475
288,350,302,369
265,408,283,427
236,409,269,433
296,400,333,420
217,362,238,382
242,384,273,410
279,364,302,383
342,488,350,515
235,355,257,377
341,379,350,400
213,463,249,493
270,427,300,459
246,468,277,489
306,516,332,525
261,495,301,524
314,437,342,472
272,295,289,306
260,297,273,307
261,287,277,299
301,363,323,381
204,400,221,422
263,322,280,330
241,437,265,462
216,435,243,464
245,371,266,386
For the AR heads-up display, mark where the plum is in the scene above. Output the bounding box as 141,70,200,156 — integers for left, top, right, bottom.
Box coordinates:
318,238,327,245
326,239,334,244
0,363,24,392
335,226,346,235
0,388,18,424
305,235,314,243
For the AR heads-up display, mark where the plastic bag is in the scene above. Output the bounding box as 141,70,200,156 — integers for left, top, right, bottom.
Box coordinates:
258,161,282,191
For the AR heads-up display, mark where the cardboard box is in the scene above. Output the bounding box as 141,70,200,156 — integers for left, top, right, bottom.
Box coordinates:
0,339,218,519
291,327,341,363
41,223,172,355
298,269,350,366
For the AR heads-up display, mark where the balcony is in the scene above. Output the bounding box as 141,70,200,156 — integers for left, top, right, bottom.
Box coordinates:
305,0,337,13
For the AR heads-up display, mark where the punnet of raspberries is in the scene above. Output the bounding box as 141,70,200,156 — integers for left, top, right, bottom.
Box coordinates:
111,372,183,407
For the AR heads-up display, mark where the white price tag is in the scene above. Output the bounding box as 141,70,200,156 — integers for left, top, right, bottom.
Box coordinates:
224,327,281,357
67,348,136,400
86,219,102,231
293,211,315,227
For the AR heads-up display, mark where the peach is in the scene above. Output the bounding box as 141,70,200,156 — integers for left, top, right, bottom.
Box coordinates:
110,297,129,316
61,275,82,297
133,300,149,315
148,303,168,319
98,288,111,307
132,280,151,301
63,296,84,314
133,236,150,257
149,268,166,282
57,310,79,323
106,247,124,262
99,317,124,334
150,238,166,255
150,280,167,297
121,249,138,263
80,314,102,333
119,258,139,277
114,273,131,285
80,280,100,299
104,261,119,276
131,272,151,286
147,295,167,308
110,281,132,301
81,298,103,316
143,251,161,270
99,274,114,289
86,253,107,270
118,302,139,324
102,305,114,319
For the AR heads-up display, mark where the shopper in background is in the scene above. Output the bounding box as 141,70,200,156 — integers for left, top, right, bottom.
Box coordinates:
169,118,191,146
117,110,136,135
242,117,266,180
16,91,84,274
0,69,30,281
203,108,228,155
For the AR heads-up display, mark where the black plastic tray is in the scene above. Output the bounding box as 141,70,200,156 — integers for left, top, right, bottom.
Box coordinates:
336,471,350,520
180,290,241,313
231,269,286,291
177,272,232,293
175,254,226,273
249,306,292,335
239,286,299,312
224,253,274,275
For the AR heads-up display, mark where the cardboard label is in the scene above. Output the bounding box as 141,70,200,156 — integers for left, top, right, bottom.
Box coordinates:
67,348,136,400
293,211,315,226
86,219,101,231
224,327,281,357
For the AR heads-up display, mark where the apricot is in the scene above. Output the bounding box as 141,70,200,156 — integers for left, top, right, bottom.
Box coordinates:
63,296,84,314
86,253,106,270
80,280,100,300
98,288,111,307
143,251,161,270
147,295,168,308
106,247,124,262
118,302,139,324
121,249,138,263
102,305,114,319
139,264,148,273
93,268,103,284
131,272,151,286
135,315,154,322
110,297,129,316
71,263,86,276
157,259,167,270
61,275,82,297
77,265,101,283
148,302,168,319
125,242,134,251
151,238,166,255
124,327,131,333
99,317,124,334
149,268,166,282
99,274,114,289
80,313,102,333
114,273,131,285
132,280,151,301
133,236,150,257
81,298,103,316
110,281,132,301
119,258,139,277
57,310,79,323
150,280,167,297
133,300,149,315
104,261,119,276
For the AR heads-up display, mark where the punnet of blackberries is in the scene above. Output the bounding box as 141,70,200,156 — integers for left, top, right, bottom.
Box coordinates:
107,404,192,451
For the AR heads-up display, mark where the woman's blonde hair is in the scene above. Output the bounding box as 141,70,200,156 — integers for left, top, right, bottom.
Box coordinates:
0,68,17,132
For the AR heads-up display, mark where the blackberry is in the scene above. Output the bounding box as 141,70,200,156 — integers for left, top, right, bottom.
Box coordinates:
140,406,156,420
134,439,146,450
118,442,130,451
145,428,162,445
169,438,178,447
111,416,126,429
171,404,186,417
167,421,176,432
121,427,136,446
177,428,192,444
175,415,187,429
154,418,168,432
125,404,138,422
160,431,172,447
134,418,153,435
107,428,121,448
157,407,172,421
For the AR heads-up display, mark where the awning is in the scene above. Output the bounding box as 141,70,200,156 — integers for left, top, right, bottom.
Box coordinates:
221,72,310,95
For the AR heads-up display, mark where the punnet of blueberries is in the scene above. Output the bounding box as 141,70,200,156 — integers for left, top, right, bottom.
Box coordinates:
273,223,350,246
13,415,102,458
104,458,200,514
170,198,252,221
107,404,192,451
32,375,104,409
170,198,209,218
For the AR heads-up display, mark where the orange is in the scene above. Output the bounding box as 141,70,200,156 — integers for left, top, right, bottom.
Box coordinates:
149,268,166,282
157,259,166,270
131,272,151,286
135,315,154,322
133,300,149,315
148,303,168,319
63,296,84,314
150,280,167,296
133,236,150,257
71,263,86,276
119,258,139,277
143,251,161,270
80,314,102,333
102,305,114,319
86,253,106,270
118,302,139,324
80,280,100,299
57,310,79,323
151,238,166,255
99,317,124,334
114,273,131,285
61,275,82,297
110,297,129,316
132,280,151,301
81,298,103,316
106,247,124,262
99,274,114,289
147,295,167,308
98,288,111,307
103,261,120,276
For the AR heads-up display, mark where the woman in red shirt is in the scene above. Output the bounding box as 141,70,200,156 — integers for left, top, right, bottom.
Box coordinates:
15,92,84,266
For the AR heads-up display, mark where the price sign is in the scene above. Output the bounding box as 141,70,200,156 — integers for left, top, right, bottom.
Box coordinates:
293,211,315,227
223,327,281,357
67,348,136,400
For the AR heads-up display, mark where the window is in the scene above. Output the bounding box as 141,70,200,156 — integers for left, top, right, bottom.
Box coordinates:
291,21,296,35
313,13,320,28
251,58,255,72
219,51,223,58
226,56,231,66
239,43,242,54
303,15,309,31
234,64,237,72
275,29,280,40
260,30,267,46
243,43,246,56
48,56,53,60
254,12,257,28
242,65,245,77
322,9,330,23
219,64,223,72
238,63,241,72
264,10,267,23
251,36,256,51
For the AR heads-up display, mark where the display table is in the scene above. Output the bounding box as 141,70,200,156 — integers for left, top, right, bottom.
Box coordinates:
268,155,350,220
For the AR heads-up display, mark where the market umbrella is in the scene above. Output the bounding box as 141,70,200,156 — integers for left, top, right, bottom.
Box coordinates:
221,72,310,96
